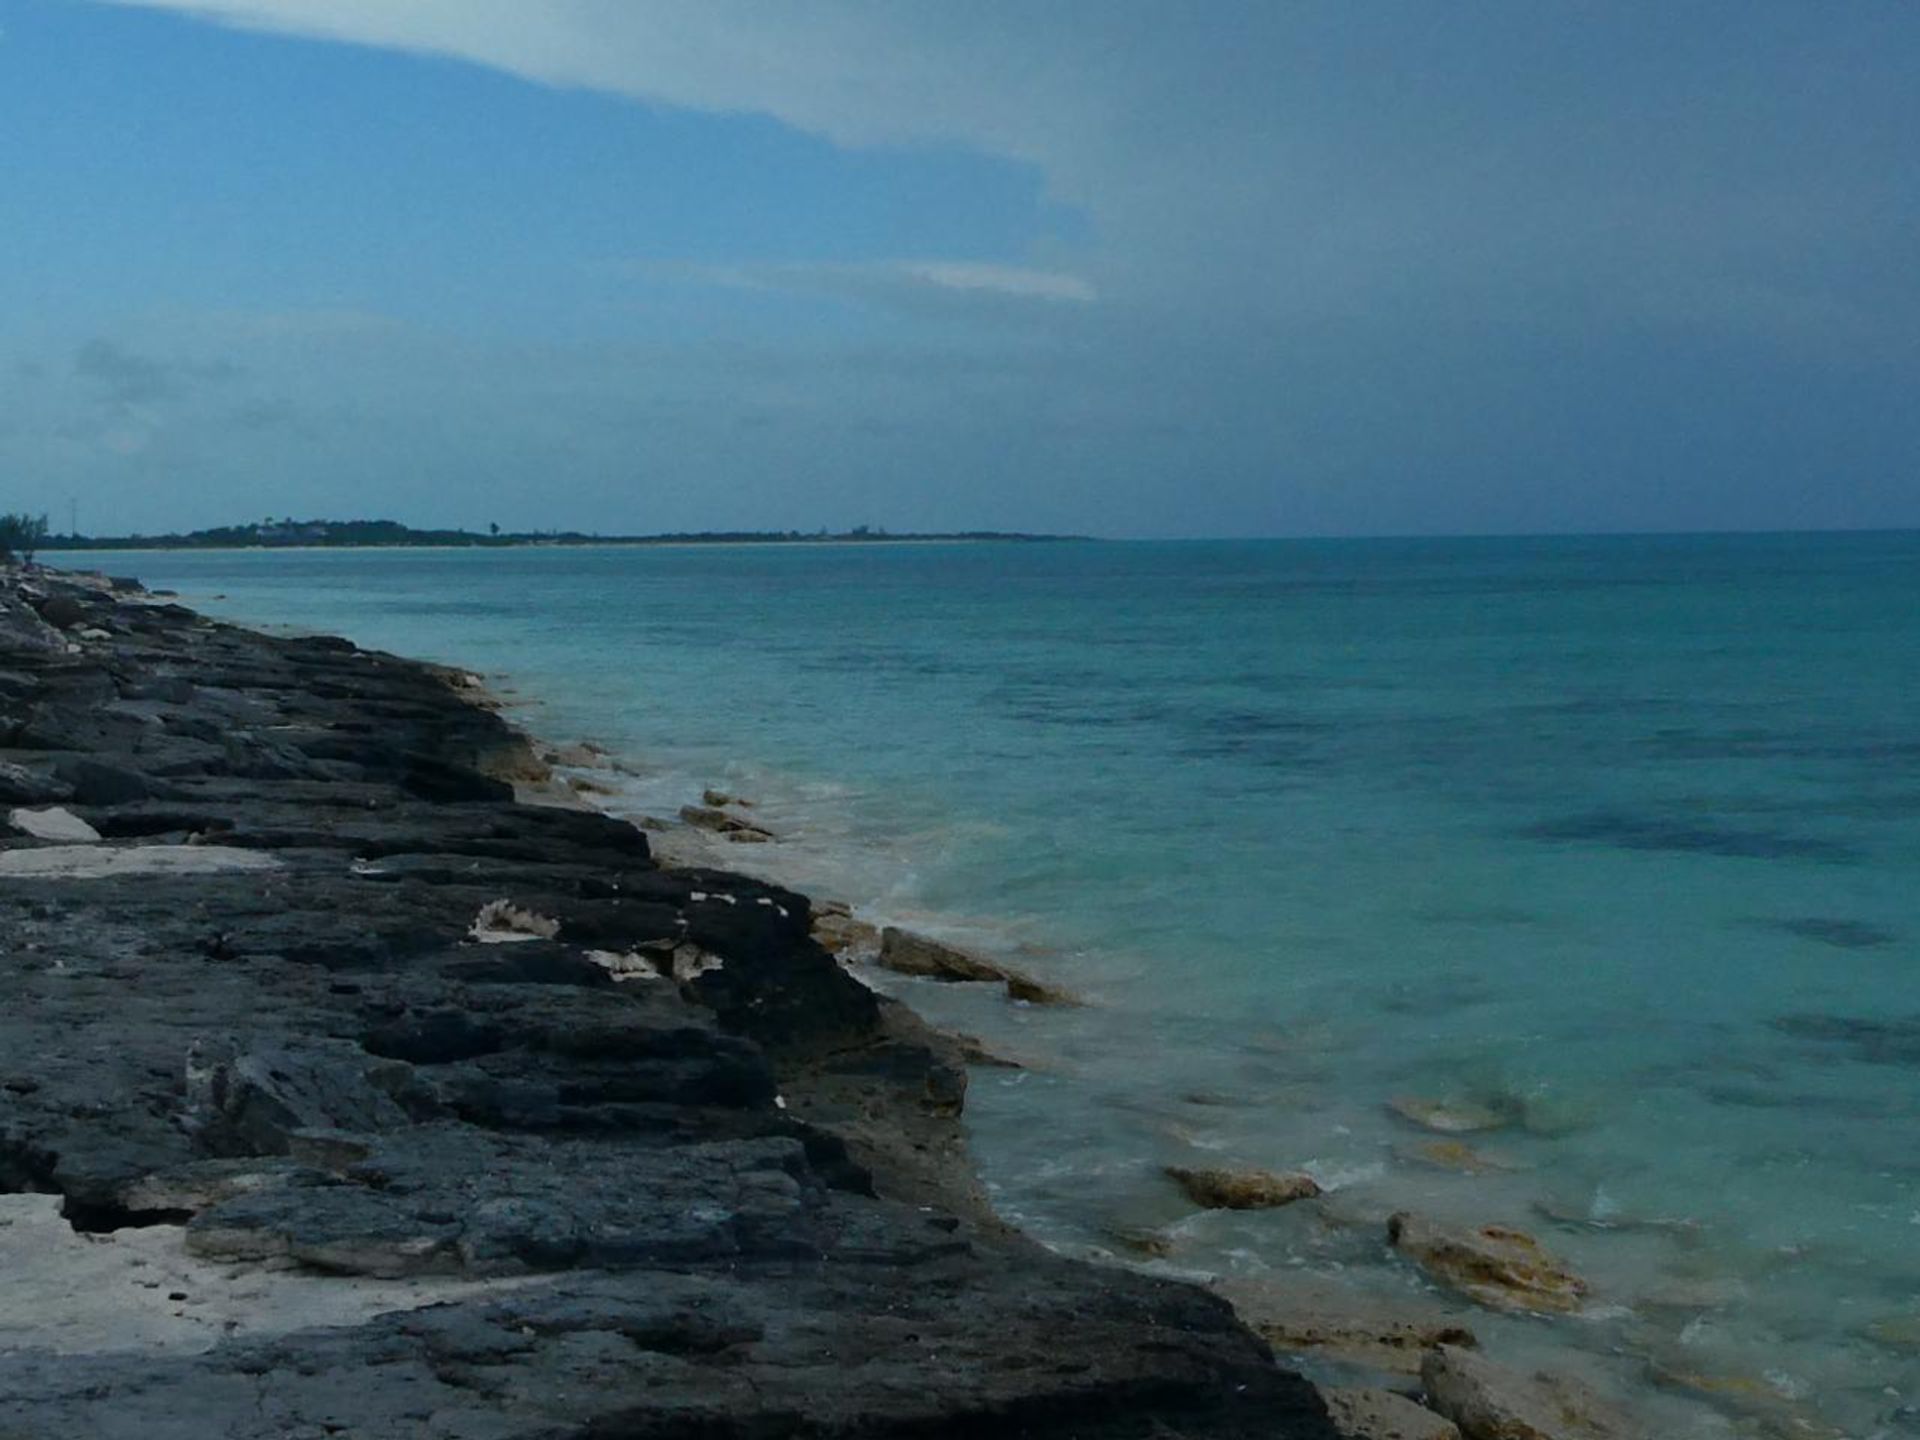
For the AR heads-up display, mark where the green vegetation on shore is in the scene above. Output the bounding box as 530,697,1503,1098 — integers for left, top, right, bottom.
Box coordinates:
45,518,1087,551
0,513,50,563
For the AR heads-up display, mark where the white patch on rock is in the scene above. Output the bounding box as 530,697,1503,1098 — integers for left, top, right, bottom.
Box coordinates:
585,949,663,982
468,899,561,945
0,1193,534,1356
671,944,725,982
8,806,102,844
0,846,281,879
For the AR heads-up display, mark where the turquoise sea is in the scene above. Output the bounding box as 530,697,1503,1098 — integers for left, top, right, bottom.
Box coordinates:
60,535,1920,1435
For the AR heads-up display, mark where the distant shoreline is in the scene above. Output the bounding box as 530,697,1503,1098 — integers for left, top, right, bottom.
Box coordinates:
45,527,1090,555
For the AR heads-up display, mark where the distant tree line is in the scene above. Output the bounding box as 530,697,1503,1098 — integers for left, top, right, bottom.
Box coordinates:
45,517,1086,551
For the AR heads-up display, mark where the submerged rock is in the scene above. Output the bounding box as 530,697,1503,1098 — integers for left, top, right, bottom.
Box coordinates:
1387,1096,1509,1135
1400,1140,1524,1175
1863,1312,1920,1353
1102,1224,1177,1259
1167,1165,1322,1210
1387,1213,1587,1315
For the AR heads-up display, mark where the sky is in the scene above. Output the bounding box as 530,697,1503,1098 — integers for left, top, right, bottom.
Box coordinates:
2,1,1916,538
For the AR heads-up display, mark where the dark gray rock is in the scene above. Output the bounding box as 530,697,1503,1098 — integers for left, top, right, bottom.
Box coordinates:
0,568,1338,1439
0,759,72,803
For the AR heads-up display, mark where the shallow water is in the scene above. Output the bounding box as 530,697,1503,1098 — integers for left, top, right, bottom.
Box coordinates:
62,535,1920,1434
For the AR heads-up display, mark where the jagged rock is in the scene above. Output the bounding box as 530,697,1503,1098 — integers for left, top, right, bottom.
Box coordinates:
7,805,101,842
0,593,69,651
680,802,776,841
468,898,561,943
878,926,1078,1003
1006,972,1079,1004
1420,1345,1623,1440
952,1031,1023,1068
1322,1387,1462,1440
0,760,72,804
879,927,1008,982
704,787,751,807
1104,1224,1177,1258
121,1158,326,1215
53,756,166,805
185,1040,422,1156
33,593,89,630
188,1128,819,1278
814,908,882,956
1388,1213,1587,1314
1168,1165,1321,1210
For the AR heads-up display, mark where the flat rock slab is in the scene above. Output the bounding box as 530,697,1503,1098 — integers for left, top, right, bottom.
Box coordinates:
0,1194,530,1356
1322,1387,1461,1440
1421,1345,1627,1440
0,844,283,878
7,806,100,842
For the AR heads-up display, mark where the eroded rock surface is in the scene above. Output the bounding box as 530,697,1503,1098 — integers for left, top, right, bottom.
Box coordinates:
1168,1164,1322,1210
1387,1213,1587,1316
878,924,1079,1004
0,566,1338,1439
1420,1345,1625,1440
1322,1386,1462,1440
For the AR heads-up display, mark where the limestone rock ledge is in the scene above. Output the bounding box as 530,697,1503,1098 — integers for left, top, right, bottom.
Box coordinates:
0,566,1338,1439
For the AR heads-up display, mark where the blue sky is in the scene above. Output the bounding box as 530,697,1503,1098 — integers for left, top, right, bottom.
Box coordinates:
2,0,1916,537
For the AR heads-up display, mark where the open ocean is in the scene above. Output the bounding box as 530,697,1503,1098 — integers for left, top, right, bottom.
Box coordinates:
60,534,1920,1435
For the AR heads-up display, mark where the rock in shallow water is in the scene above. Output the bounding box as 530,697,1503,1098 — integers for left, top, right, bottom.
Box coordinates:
1420,1345,1625,1440
1321,1387,1461,1440
878,925,1079,1004
680,802,776,842
1220,1274,1480,1378
1387,1213,1587,1315
1387,1096,1509,1134
1168,1165,1322,1210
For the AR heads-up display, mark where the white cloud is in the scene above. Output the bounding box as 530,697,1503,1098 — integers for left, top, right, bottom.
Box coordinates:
898,263,1094,304
96,0,1916,339
639,259,1094,310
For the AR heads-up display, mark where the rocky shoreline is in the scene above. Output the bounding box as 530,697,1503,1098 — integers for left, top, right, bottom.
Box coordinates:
0,565,1348,1438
